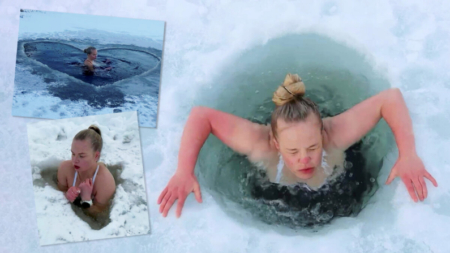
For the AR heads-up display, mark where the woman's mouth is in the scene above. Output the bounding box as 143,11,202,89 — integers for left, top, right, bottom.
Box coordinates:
299,167,314,175
74,165,80,170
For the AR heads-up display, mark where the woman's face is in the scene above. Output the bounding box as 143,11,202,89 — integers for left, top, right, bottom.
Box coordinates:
88,50,97,60
71,139,99,172
274,114,323,180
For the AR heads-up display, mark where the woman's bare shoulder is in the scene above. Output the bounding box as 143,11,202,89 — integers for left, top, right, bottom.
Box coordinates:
247,124,278,163
96,163,115,185
57,160,73,189
58,160,73,172
93,163,116,201
321,117,341,151
245,125,279,182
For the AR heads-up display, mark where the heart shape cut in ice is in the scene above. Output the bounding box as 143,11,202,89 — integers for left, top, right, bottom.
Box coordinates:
23,42,160,87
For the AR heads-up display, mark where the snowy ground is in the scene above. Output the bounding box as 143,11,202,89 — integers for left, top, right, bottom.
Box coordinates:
1,0,450,253
27,111,150,246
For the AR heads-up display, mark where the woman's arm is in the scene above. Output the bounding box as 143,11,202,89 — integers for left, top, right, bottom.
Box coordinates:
57,163,69,192
176,106,269,176
57,161,71,192
325,88,437,201
84,196,115,217
325,88,408,150
158,106,269,218
81,171,115,217
57,161,81,202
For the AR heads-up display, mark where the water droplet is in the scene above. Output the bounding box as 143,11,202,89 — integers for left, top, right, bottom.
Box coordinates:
370,178,375,183
349,173,353,177
356,182,360,185
344,161,353,169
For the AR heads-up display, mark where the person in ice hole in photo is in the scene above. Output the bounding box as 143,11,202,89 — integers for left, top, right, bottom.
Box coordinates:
57,125,116,217
83,46,112,76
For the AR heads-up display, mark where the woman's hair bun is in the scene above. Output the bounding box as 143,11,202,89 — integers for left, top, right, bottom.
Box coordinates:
88,125,101,136
84,46,96,55
272,73,306,107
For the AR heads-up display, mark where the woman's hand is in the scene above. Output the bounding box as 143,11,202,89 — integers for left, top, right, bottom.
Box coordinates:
156,107,268,219
386,153,438,202
79,178,94,201
65,186,80,202
157,171,202,218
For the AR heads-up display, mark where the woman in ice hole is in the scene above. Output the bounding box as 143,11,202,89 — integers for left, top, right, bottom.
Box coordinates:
57,125,116,216
83,46,112,75
158,73,438,218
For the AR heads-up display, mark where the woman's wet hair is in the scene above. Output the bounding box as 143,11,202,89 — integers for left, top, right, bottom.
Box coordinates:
73,125,103,156
84,46,97,55
271,73,322,139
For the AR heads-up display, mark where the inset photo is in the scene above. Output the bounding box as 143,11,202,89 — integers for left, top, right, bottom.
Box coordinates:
13,9,165,128
27,111,150,246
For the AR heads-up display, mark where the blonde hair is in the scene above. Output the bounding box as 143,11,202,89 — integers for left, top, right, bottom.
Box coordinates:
271,73,322,139
73,125,103,156
83,46,96,55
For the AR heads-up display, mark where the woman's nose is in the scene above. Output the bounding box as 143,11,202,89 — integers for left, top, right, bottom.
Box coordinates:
299,156,311,164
